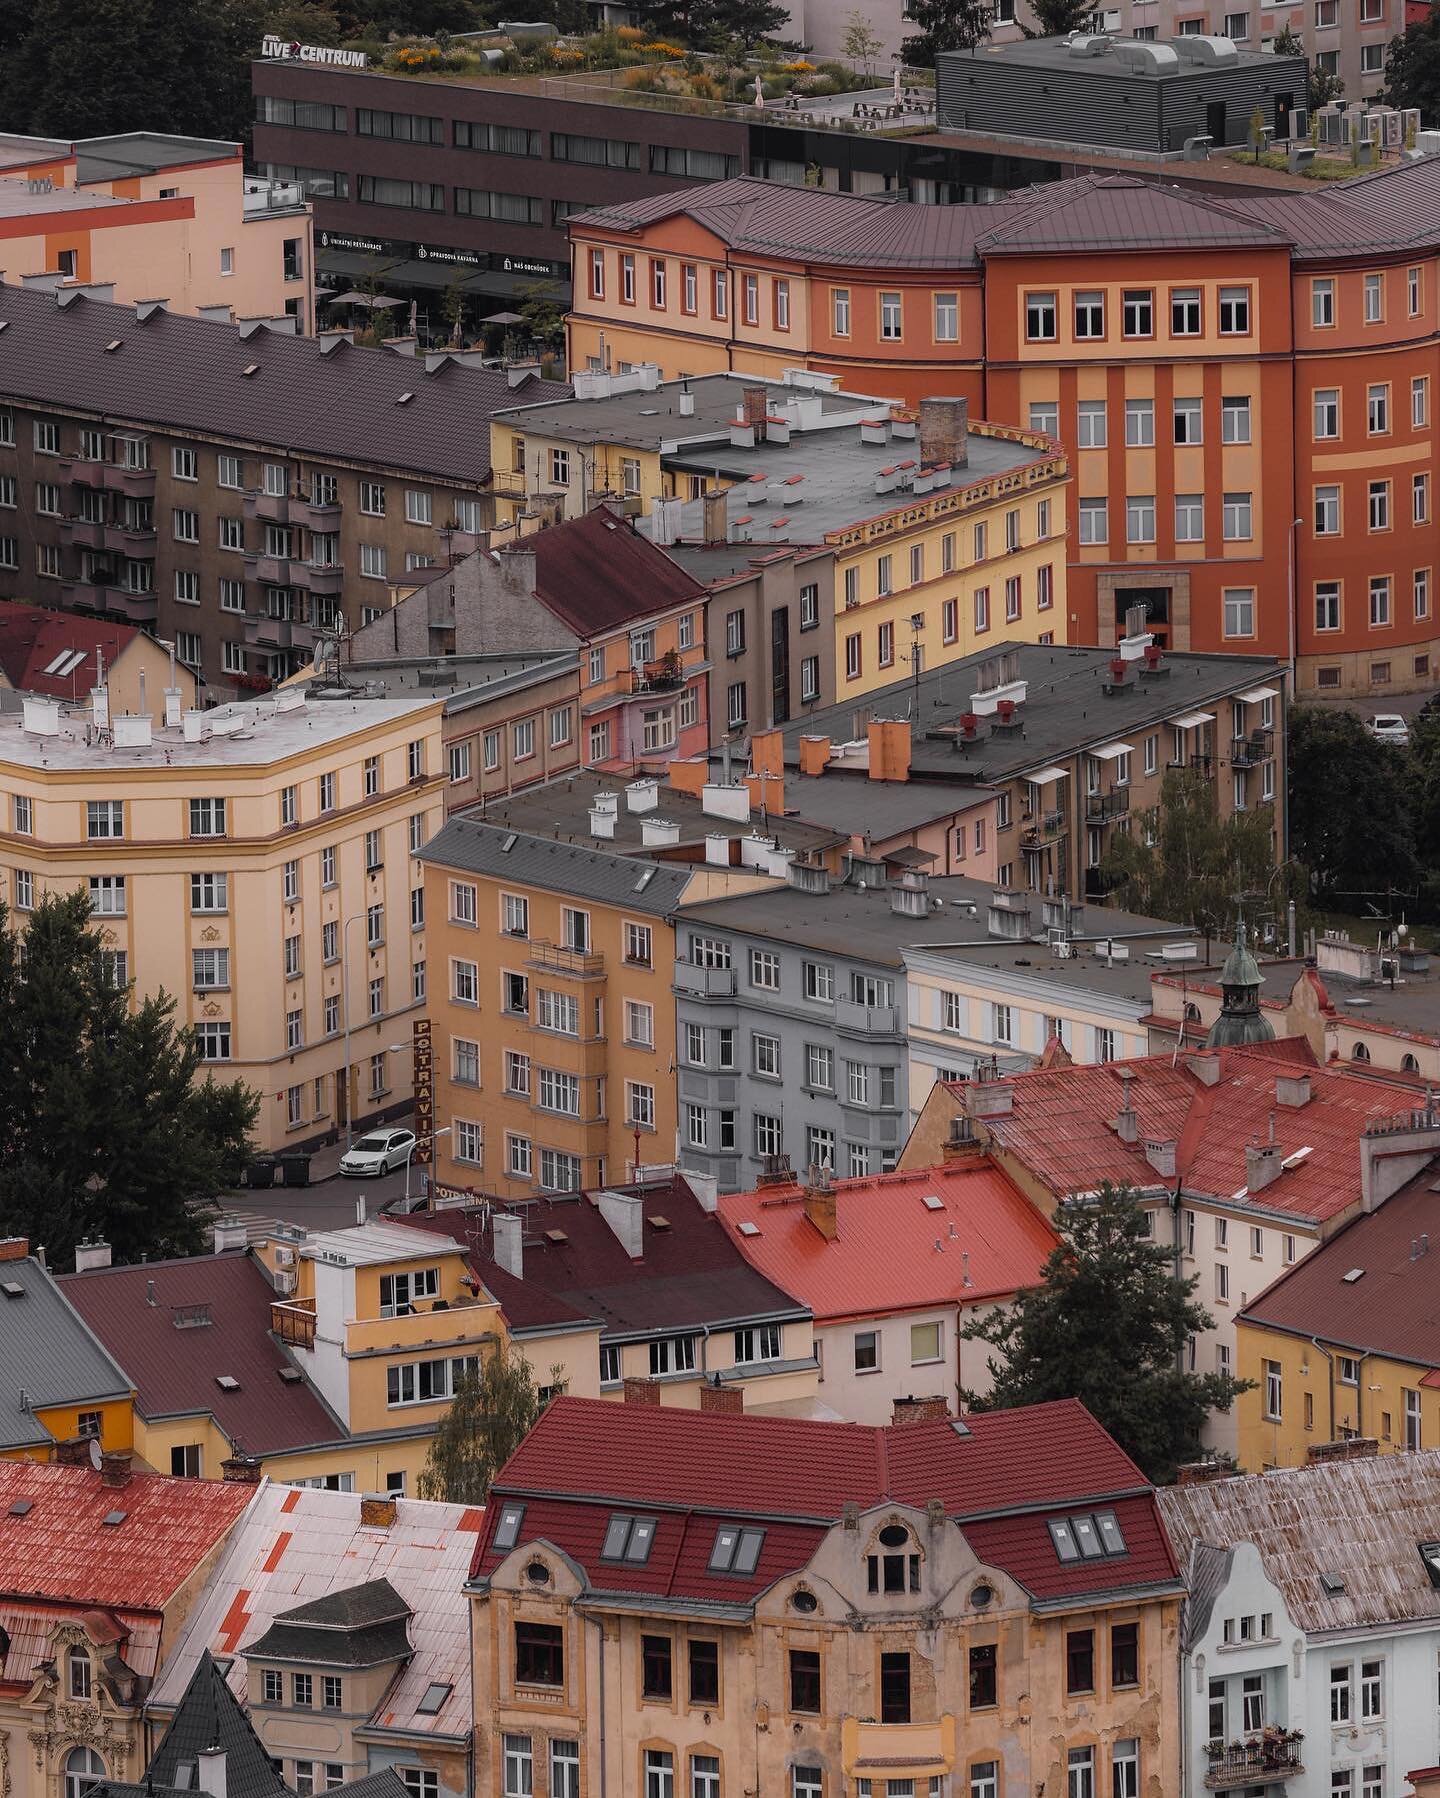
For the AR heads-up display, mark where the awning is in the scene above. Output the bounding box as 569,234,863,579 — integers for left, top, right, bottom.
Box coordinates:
1172,711,1216,729
1091,741,1134,761
1236,685,1279,703
1025,764,1071,785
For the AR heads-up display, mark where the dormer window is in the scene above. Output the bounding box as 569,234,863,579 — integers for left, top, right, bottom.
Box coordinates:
600,1513,657,1564
68,1648,92,1700
1048,1508,1127,1564
708,1524,765,1575
493,1501,526,1553
866,1522,920,1594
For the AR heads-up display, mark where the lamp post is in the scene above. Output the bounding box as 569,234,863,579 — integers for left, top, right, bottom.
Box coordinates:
341,912,366,1150
352,1039,414,1225
403,1125,450,1211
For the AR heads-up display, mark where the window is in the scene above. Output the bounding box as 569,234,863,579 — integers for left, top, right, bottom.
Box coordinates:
789,1648,821,1713
910,1319,941,1365
880,1651,910,1722
1223,492,1252,540
1122,289,1153,337
1029,401,1059,435
1314,388,1339,439
1406,1386,1422,1449
1077,400,1107,449
880,291,902,339
1026,292,1057,341
791,1773,822,1798
1171,288,1201,335
321,1676,341,1710
514,1621,564,1688
502,1737,533,1798
1224,589,1255,639
1417,474,1431,524
1175,494,1204,543
934,291,958,341
1371,577,1392,627
744,274,758,325
1112,1741,1138,1798
1313,277,1335,327
1111,1620,1139,1688
750,948,781,991
1370,480,1392,530
645,1752,674,1798
33,420,59,455
854,1330,879,1373
1066,1628,1095,1694
1315,485,1340,535
87,800,124,841
1218,286,1250,334
1369,383,1390,434
1074,291,1104,338
1125,399,1154,447
1078,498,1107,545
1173,395,1202,444
1068,1749,1095,1798
64,1748,105,1798
1127,496,1155,544
1331,1662,1353,1722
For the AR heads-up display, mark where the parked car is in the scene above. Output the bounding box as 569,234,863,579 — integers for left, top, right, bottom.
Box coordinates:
1367,713,1411,745
339,1128,417,1177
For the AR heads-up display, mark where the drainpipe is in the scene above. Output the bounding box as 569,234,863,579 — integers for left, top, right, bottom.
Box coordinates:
1311,1336,1336,1444
590,1613,608,1798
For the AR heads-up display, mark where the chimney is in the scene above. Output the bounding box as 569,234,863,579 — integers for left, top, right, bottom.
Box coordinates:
798,735,831,777
803,1167,838,1241
1306,1436,1380,1466
73,1239,112,1274
53,1435,95,1466
197,304,233,325
212,1217,248,1254
967,1083,1013,1119
360,1492,399,1528
642,816,680,847
842,1499,860,1531
685,1172,719,1214
623,1376,661,1407
596,1189,644,1259
1276,1074,1312,1109
1360,1096,1440,1211
197,1748,227,1798
1143,1139,1177,1178
0,1237,30,1262
678,383,696,418
626,777,660,813
588,806,616,840
699,1377,744,1415
492,1210,524,1280
1174,1459,1234,1486
1245,1139,1284,1194
1185,1053,1222,1087
742,385,768,438
100,1450,133,1487
146,1278,158,1306
892,1395,950,1426
1112,1071,1139,1144
702,488,729,545
919,396,969,469
889,871,929,918
867,718,911,783
220,1452,263,1484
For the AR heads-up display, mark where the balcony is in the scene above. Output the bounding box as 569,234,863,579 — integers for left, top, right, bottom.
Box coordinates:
1021,808,1068,847
245,552,294,585
244,490,291,525
1084,789,1129,825
673,960,737,999
526,941,606,979
1085,865,1121,900
1229,732,1270,770
842,1718,954,1783
102,522,157,554
63,457,155,498
271,1298,316,1349
292,495,343,531
245,614,317,651
635,655,686,694
60,517,104,550
61,579,158,624
1190,752,1215,776
1204,1738,1303,1790
491,468,527,498
294,560,344,596
835,997,901,1037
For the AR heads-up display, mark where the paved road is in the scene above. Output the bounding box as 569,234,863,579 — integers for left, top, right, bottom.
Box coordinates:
1303,688,1436,723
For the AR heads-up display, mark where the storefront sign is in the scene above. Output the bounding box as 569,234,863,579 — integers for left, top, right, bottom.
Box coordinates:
317,231,571,283
499,254,564,279
317,229,399,258
416,242,485,269
261,35,370,67
411,1018,434,1164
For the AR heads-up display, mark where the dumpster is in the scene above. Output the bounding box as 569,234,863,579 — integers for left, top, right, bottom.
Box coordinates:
246,1157,277,1189
278,1152,312,1188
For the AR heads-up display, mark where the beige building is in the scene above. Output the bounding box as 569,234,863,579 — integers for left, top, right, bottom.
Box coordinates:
0,681,446,1152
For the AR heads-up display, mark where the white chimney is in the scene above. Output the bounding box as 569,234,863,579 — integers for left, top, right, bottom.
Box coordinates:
112,714,153,749
704,833,731,866
594,791,619,815
196,1749,227,1798
73,1239,112,1273
596,1189,644,1259
212,1217,248,1254
182,709,208,744
164,688,184,729
739,833,771,870
21,696,60,736
678,385,696,417
626,778,659,813
649,496,682,546
702,783,750,823
492,1211,524,1279
90,686,110,732
274,687,306,714
685,1172,719,1213
589,807,616,840
642,816,680,847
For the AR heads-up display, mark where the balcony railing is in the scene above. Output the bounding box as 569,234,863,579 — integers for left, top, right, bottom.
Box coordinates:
1022,808,1068,846
63,458,155,496
835,997,901,1036
673,960,737,998
1084,789,1129,824
1204,1740,1303,1790
1229,731,1270,770
526,940,606,979
271,1299,316,1349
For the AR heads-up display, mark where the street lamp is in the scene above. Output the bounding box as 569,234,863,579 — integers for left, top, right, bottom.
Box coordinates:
353,1040,414,1226
403,1125,450,1211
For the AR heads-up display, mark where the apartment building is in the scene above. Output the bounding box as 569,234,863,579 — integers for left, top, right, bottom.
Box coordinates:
0,682,446,1153
568,163,1440,690
470,1392,1183,1798
495,371,1069,705
716,1161,1057,1423
0,131,314,326
771,637,1288,907
0,282,565,692
401,1173,823,1414
901,1040,1436,1456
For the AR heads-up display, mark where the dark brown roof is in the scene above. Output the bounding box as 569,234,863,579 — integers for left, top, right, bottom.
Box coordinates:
1239,1164,1440,1365
0,284,567,484
60,1252,344,1457
0,602,146,700
973,174,1283,254
397,1176,808,1339
530,507,706,636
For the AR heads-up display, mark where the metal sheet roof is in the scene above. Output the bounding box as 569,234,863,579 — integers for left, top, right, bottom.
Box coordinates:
0,1254,133,1449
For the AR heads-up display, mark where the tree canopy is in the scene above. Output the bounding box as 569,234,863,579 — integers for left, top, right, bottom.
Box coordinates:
1021,0,1098,38
0,892,258,1267
962,1183,1248,1484
1380,7,1440,115
1286,706,1418,908
901,0,990,67
416,1345,565,1504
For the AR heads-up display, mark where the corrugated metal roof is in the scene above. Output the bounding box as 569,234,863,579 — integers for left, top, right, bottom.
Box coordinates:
418,815,694,916
1160,1447,1440,1633
528,506,707,636
149,1484,481,1741
975,175,1283,254
0,1255,133,1449
0,285,566,485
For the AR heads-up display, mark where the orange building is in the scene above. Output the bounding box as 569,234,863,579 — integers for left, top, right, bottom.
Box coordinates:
569,167,1440,694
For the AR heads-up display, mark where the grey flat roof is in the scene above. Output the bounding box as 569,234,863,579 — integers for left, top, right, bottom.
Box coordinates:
465,768,845,858
74,132,242,183
0,1255,132,1449
336,650,577,709
421,814,696,916
963,33,1291,78
0,180,130,219
1154,952,1440,1036
776,641,1284,781
912,919,1202,1007
663,542,832,585
758,767,990,836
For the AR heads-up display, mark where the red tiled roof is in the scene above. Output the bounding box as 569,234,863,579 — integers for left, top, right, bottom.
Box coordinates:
1239,1165,1440,1364
60,1253,344,1456
530,508,706,638
0,601,143,699
0,1462,251,1611
399,1176,804,1337
967,1039,1419,1223
477,1395,1176,1603
717,1161,1057,1322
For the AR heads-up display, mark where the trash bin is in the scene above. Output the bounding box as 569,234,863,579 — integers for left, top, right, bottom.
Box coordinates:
278,1152,311,1189
246,1157,276,1189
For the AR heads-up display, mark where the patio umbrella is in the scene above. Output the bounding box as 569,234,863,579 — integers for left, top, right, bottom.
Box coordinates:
329,291,404,309
480,310,527,324
754,74,765,109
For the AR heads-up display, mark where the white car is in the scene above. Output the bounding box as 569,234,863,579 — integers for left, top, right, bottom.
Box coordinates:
1367,713,1410,745
339,1128,417,1177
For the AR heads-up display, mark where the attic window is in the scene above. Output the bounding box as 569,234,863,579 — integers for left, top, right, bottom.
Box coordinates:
1319,1570,1346,1596
215,1374,240,1391
1049,1509,1127,1564
241,363,259,377
102,1509,127,1527
493,1501,526,1552
397,391,415,406
278,1368,303,1383
600,1512,657,1564
708,1523,765,1575
1420,1542,1440,1589
1,1281,24,1299
634,867,658,892
922,1194,944,1211
647,1215,671,1231
500,833,518,853
417,1682,452,1715
8,1499,32,1516
43,649,87,676
105,340,122,353
1342,1268,1365,1284
543,1229,568,1245
737,1221,760,1237
174,1764,196,1790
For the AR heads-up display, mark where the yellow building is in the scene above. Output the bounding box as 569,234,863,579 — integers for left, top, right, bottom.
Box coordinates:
470,1392,1183,1798
1235,1111,1440,1470
490,371,1069,703
0,683,446,1153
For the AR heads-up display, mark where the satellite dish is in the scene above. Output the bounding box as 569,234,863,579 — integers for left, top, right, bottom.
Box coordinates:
88,1438,102,1471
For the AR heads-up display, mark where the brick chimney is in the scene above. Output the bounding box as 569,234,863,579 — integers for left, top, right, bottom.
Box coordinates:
0,1237,29,1262
53,1435,94,1466
798,735,831,777
892,1395,950,1426
867,718,911,783
623,1376,661,1407
1306,1435,1380,1466
1175,1459,1235,1486
100,1450,133,1487
803,1164,837,1241
220,1452,263,1484
699,1378,744,1415
360,1492,399,1528
918,396,969,469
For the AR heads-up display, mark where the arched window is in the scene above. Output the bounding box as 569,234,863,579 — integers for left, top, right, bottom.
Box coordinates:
67,1649,92,1701
1352,1042,1371,1063
1185,1003,1202,1023
64,1747,105,1798
865,1520,920,1595
1403,1053,1420,1074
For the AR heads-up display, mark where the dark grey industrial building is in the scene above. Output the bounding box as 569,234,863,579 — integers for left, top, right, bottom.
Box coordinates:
938,34,1307,153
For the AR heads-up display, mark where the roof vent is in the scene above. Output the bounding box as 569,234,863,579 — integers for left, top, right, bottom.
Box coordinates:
0,1281,24,1300
1342,1267,1365,1284
102,1510,127,1527
737,1220,761,1237
1319,1570,1345,1596
277,1367,303,1383
647,1214,671,1231
215,1374,241,1391
543,1228,569,1245
241,363,259,377
8,1499,32,1517
397,391,415,406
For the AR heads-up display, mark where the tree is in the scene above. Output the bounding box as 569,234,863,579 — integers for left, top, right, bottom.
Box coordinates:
1380,8,1440,115
0,892,258,1268
962,1184,1248,1484
1099,766,1286,930
1287,707,1418,906
1274,22,1344,111
841,8,884,78
901,0,990,67
416,1346,565,1504
1019,0,1097,38
518,279,566,353
264,0,344,44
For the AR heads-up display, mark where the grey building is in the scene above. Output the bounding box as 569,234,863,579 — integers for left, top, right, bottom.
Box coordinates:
938,34,1307,153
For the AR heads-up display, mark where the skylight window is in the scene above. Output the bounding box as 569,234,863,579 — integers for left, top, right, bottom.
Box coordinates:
1049,1510,1127,1564
600,1513,657,1564
708,1524,766,1575
417,1682,452,1714
1419,1542,1440,1590
493,1501,526,1552
1319,1570,1346,1596
102,1509,127,1527
922,1194,944,1211
42,649,87,676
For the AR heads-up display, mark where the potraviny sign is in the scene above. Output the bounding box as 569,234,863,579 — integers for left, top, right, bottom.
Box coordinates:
261,35,370,66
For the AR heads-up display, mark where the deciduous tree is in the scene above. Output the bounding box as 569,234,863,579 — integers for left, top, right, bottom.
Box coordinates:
1380,7,1440,115
1286,707,1417,906
416,1346,565,1504
901,0,990,67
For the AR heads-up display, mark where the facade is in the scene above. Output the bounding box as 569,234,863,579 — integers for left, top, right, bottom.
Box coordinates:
0,602,197,716
0,282,564,693
470,1391,1183,1798
0,133,313,328
716,1161,1057,1423
568,165,1440,691
146,1481,478,1798
0,684,446,1154
401,1173,823,1414
0,1457,250,1798
0,1240,133,1462
1161,1447,1440,1798
1233,1140,1440,1469
900,1039,1437,1456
